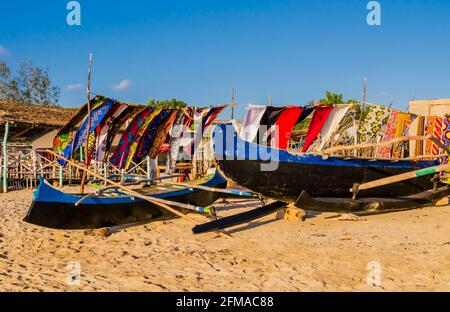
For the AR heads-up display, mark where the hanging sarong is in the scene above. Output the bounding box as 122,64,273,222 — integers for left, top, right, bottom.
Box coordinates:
296,106,316,124
301,105,334,153
53,95,107,153
168,109,193,168
94,103,128,162
239,104,267,142
133,109,173,163
442,117,450,164
377,111,399,159
59,99,115,165
123,108,162,170
148,110,179,159
392,113,417,158
101,105,142,163
110,108,155,169
317,104,352,151
271,107,302,150
424,116,444,157
257,107,286,144
358,105,391,143
414,116,426,157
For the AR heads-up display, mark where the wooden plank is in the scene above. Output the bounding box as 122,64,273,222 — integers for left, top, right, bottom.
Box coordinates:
46,149,232,238
352,163,450,193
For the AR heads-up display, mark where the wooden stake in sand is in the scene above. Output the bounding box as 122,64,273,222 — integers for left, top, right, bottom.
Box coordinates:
80,53,93,194
46,150,232,239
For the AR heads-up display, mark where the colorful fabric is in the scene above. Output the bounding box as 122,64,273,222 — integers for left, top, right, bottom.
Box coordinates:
101,105,142,162
168,109,193,167
53,95,106,153
148,110,178,159
296,106,316,124
59,99,114,165
123,108,162,169
271,106,303,150
240,104,267,142
257,107,286,143
317,104,352,151
301,105,334,153
110,108,155,169
442,117,450,163
133,109,173,162
377,111,399,159
358,105,391,143
392,113,417,158
414,116,426,157
95,103,128,162
424,116,444,157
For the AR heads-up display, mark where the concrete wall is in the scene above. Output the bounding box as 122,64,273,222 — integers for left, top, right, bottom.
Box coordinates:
409,99,450,117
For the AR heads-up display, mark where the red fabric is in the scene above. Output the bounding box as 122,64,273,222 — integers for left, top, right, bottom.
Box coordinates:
301,105,334,152
272,106,303,150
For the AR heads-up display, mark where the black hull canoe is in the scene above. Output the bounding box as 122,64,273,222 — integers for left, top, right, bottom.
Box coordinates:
213,124,442,202
24,172,227,230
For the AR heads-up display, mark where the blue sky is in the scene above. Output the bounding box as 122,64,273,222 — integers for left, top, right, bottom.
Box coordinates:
1,0,450,118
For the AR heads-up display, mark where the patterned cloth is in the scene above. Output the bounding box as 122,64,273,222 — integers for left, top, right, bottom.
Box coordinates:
240,105,267,142
148,110,178,159
110,108,155,169
377,111,399,159
59,99,114,165
442,117,450,163
358,105,391,143
415,116,426,157
123,108,162,170
392,113,417,158
133,109,173,163
424,116,444,157
53,95,106,153
167,109,193,169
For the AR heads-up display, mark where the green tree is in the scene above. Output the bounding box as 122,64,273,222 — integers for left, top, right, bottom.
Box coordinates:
0,60,60,105
146,98,188,109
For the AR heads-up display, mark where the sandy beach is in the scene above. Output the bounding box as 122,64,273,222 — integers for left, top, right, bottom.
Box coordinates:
1,188,449,292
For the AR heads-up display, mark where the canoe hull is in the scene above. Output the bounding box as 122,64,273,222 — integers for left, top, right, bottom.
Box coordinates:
213,124,440,202
24,173,227,230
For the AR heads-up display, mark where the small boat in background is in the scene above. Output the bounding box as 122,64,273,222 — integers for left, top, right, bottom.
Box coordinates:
24,172,228,230
213,124,447,211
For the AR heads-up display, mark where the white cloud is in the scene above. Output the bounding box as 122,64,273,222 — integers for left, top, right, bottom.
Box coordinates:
113,79,132,91
0,45,10,57
65,83,84,91
376,91,388,98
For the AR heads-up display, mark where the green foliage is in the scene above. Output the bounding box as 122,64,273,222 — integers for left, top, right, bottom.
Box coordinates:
146,98,188,109
312,91,359,106
0,60,60,105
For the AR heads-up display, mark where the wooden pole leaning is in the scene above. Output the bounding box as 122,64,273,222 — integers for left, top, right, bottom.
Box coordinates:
46,149,232,239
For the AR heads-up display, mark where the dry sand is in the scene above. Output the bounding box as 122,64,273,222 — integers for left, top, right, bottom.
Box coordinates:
1,188,449,292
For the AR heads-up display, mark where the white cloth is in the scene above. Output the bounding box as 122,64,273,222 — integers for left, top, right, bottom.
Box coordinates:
239,104,267,142
316,104,352,151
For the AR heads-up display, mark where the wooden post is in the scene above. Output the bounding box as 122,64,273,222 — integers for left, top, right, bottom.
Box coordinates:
231,88,235,120
59,152,63,188
80,52,93,194
357,77,367,145
2,122,9,193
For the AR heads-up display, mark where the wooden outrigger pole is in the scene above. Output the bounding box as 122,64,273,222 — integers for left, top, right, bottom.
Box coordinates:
80,53,93,194
46,149,232,238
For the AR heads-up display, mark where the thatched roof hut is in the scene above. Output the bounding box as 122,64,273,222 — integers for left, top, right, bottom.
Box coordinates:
0,101,75,142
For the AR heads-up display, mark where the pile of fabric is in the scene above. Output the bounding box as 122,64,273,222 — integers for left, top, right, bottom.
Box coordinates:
53,95,225,170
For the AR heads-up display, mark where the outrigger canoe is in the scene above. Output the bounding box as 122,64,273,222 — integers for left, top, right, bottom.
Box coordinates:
24,172,228,230
213,124,448,212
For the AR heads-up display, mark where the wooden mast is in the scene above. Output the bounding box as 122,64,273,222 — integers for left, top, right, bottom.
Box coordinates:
231,88,235,120
80,53,93,194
